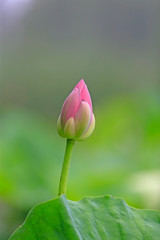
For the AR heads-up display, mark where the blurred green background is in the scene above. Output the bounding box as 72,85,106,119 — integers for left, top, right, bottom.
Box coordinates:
1,0,160,239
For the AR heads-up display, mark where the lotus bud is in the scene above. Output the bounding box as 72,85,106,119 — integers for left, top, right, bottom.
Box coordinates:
57,79,95,140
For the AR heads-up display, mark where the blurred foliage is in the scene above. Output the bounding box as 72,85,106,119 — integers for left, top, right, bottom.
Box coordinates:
0,92,160,239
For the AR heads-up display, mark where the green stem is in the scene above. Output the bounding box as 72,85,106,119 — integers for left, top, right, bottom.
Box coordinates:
58,139,75,196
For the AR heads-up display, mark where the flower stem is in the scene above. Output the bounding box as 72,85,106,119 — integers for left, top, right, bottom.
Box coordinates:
58,139,75,196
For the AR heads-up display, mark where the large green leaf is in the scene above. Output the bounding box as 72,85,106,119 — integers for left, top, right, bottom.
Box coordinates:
10,195,160,240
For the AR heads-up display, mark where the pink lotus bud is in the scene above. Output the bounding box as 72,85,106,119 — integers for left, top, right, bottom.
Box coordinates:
57,79,95,140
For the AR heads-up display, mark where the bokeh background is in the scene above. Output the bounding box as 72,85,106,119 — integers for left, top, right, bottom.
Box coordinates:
1,0,160,239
